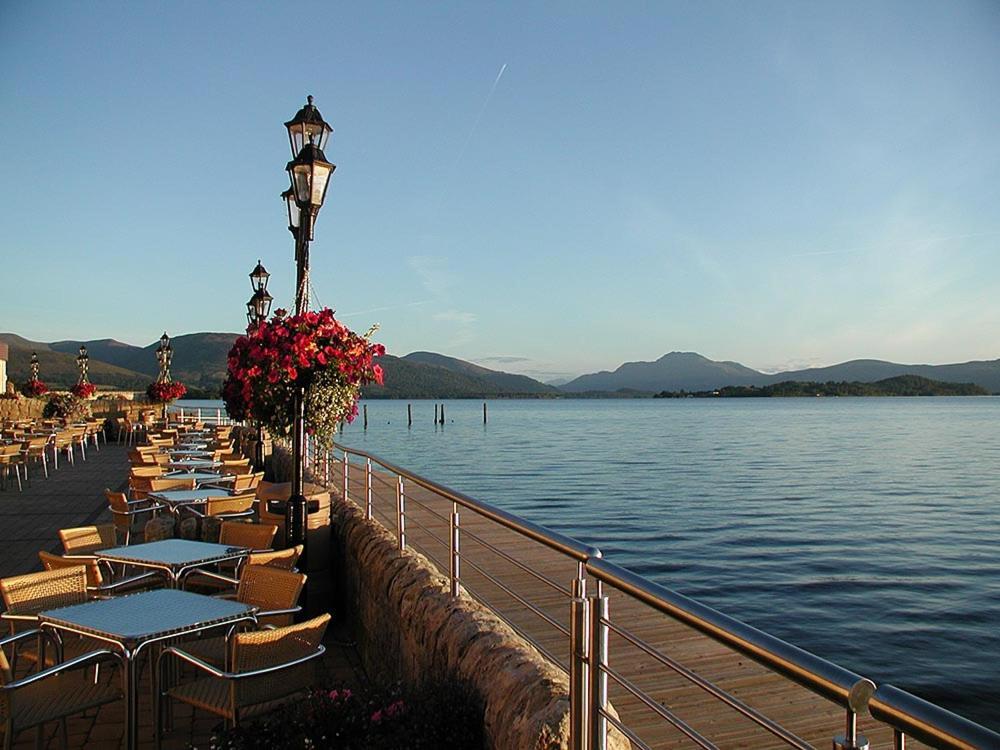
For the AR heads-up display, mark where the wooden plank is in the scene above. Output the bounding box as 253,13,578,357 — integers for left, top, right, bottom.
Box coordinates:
342,461,928,749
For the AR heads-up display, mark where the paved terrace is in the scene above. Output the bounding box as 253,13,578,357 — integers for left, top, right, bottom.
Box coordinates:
0,440,363,749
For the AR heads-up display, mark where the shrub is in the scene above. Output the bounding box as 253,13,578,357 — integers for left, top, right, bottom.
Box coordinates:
207,681,483,750
21,379,49,397
43,394,91,422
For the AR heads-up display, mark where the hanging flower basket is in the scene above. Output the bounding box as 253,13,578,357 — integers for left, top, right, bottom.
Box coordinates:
21,379,48,398
223,308,384,450
70,382,97,399
147,381,187,403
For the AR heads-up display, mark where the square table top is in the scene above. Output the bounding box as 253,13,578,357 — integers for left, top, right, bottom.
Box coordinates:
39,589,253,645
168,459,221,469
98,539,247,568
148,488,234,506
163,471,231,483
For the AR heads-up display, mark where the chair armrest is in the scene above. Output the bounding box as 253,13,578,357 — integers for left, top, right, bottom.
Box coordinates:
187,570,239,588
256,606,302,619
159,645,325,681
0,628,46,648
110,503,165,517
1,649,124,691
90,571,162,594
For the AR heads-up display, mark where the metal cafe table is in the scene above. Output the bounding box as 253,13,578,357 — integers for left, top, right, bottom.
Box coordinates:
163,470,233,485
167,458,222,472
164,447,214,458
97,539,249,588
39,589,255,750
147,488,235,517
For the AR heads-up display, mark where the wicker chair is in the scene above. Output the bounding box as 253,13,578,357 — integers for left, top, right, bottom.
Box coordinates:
106,489,165,544
20,437,49,481
37,552,158,597
220,459,251,475
247,545,303,571
219,522,277,552
184,493,256,521
0,630,123,750
156,613,329,738
0,568,90,673
130,476,195,501
59,525,117,556
0,446,22,492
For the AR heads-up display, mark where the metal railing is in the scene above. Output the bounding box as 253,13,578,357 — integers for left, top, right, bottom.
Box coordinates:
168,406,236,426
324,442,998,750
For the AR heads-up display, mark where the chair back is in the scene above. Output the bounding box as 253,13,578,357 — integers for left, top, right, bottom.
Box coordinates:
229,472,264,492
219,522,277,551
38,551,103,588
148,477,197,492
248,545,303,570
106,489,133,534
59,525,117,555
129,466,163,478
221,458,251,474
0,567,88,618
236,566,306,627
231,613,330,709
204,493,256,517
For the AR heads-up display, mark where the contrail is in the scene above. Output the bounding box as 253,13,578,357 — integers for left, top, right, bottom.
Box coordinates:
454,63,507,167
788,229,1000,259
339,299,433,318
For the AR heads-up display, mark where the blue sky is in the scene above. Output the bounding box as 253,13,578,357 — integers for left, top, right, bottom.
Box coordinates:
1,2,998,381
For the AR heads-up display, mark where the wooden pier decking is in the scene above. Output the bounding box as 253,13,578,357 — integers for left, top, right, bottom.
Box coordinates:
344,459,931,750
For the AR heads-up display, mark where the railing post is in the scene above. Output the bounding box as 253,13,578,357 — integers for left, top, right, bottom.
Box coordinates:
323,449,330,487
196,408,201,422
450,502,461,596
835,680,874,750
589,589,609,750
569,571,590,750
216,408,220,424
342,450,349,501
396,475,406,550
893,729,905,750
365,458,373,519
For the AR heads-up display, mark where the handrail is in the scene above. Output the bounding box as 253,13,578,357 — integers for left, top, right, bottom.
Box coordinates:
586,556,864,708
870,684,999,750
333,442,600,562
330,440,1000,749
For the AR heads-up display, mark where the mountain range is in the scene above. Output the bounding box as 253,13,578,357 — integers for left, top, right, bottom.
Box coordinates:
2,332,998,396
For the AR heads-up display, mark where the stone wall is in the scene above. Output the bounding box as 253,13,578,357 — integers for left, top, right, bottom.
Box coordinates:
330,497,628,750
0,397,45,422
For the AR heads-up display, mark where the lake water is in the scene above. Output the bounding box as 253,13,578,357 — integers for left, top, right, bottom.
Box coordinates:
180,396,1000,729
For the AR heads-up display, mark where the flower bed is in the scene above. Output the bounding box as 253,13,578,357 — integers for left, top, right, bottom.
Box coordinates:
207,682,482,750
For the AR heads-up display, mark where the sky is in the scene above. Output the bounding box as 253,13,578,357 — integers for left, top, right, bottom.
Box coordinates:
1,1,998,381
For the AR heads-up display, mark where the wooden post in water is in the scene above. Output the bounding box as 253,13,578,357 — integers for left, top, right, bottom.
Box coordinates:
440,403,445,424
363,404,368,430
434,404,438,424
407,403,412,427
483,401,487,424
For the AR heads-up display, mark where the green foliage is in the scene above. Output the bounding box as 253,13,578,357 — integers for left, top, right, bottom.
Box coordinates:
207,681,483,750
655,375,988,398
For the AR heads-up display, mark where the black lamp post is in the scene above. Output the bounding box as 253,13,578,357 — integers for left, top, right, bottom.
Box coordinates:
76,345,89,385
247,260,273,330
246,261,272,469
283,95,336,549
155,333,173,421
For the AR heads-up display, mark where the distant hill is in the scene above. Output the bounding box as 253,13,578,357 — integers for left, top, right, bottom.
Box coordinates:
656,375,988,398
51,333,240,389
563,352,1000,394
364,353,557,398
0,333,152,389
562,352,762,393
402,352,557,395
763,359,1000,394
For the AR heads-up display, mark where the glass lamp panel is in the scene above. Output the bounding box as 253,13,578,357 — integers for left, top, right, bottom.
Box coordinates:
284,190,301,229
291,164,311,205
310,163,332,207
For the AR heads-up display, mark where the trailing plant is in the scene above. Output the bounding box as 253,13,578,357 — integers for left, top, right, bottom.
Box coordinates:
21,379,49,397
223,308,383,449
70,382,97,399
147,381,187,403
